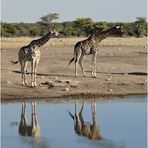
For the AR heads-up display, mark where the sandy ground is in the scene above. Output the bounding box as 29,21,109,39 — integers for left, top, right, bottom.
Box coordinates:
1,37,147,102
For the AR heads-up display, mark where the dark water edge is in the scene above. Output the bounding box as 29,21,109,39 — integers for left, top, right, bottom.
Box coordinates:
1,93,147,104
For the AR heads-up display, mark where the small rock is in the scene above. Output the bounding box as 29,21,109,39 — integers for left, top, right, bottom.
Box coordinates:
40,76,44,79
48,83,54,88
54,77,58,80
1,49,6,52
56,79,71,84
70,81,80,87
6,81,12,84
138,83,145,85
62,88,69,91
39,83,42,87
107,88,113,92
42,81,54,88
106,78,111,81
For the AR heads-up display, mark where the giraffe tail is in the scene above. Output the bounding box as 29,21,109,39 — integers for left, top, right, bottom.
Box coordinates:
11,60,19,65
68,57,75,66
68,111,75,120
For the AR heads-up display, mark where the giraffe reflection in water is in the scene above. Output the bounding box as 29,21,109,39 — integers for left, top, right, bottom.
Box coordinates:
69,101,101,140
18,102,40,138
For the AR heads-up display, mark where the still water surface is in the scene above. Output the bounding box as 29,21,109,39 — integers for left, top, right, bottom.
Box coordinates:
1,96,147,148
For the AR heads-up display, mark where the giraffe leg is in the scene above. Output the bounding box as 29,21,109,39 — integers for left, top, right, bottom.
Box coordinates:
31,102,40,137
31,102,36,127
31,61,35,87
75,62,78,77
34,58,40,87
79,54,86,77
75,101,78,115
80,102,85,114
33,102,39,126
23,61,28,86
23,102,28,123
31,102,37,129
34,62,37,87
91,53,97,78
75,51,81,77
91,101,97,126
20,61,25,86
20,102,25,124
79,102,85,124
94,53,97,78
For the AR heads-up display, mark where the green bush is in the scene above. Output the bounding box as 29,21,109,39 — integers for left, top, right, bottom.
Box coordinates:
1,17,147,37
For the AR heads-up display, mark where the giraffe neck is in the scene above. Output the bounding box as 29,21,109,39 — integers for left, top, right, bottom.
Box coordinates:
91,28,115,42
30,31,52,48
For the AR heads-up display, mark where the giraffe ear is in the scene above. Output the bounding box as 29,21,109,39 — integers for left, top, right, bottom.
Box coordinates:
116,26,121,29
51,29,56,32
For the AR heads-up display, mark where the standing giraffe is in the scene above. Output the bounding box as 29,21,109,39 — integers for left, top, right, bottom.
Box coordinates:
18,102,40,138
69,101,101,140
12,30,59,87
68,24,125,78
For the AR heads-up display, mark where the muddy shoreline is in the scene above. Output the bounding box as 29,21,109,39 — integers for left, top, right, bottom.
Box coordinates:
1,93,147,103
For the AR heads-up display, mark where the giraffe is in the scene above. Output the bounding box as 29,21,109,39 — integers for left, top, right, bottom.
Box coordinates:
69,101,101,140
18,102,40,138
11,30,59,87
68,24,125,78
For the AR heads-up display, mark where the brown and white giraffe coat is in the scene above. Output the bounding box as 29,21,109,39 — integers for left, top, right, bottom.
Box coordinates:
19,102,40,138
12,30,59,87
69,101,101,140
69,24,125,78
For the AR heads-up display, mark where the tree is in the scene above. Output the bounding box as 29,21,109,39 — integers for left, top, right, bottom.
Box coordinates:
74,18,93,28
74,18,94,36
38,12,59,34
93,22,108,32
133,17,147,37
40,13,59,25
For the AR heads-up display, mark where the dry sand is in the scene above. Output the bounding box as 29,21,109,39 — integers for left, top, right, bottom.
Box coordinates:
1,37,147,102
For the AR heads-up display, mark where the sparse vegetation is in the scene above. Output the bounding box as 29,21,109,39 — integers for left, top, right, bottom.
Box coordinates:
1,13,147,38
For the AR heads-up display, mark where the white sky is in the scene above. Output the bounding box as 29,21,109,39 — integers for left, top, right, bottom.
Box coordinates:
1,0,147,23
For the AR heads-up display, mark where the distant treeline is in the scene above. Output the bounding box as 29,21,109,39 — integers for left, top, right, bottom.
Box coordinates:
1,17,147,38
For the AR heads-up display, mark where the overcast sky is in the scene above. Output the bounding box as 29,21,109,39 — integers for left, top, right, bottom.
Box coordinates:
1,0,147,23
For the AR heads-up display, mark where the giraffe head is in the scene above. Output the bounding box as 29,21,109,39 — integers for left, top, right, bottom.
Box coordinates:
110,24,125,37
51,29,61,38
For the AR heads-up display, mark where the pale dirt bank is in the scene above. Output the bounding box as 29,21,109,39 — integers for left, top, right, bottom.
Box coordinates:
1,37,147,102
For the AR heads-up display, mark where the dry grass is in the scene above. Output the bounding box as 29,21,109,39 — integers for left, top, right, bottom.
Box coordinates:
1,37,147,49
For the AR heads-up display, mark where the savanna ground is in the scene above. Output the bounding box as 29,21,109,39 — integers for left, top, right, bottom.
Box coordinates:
1,37,147,102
